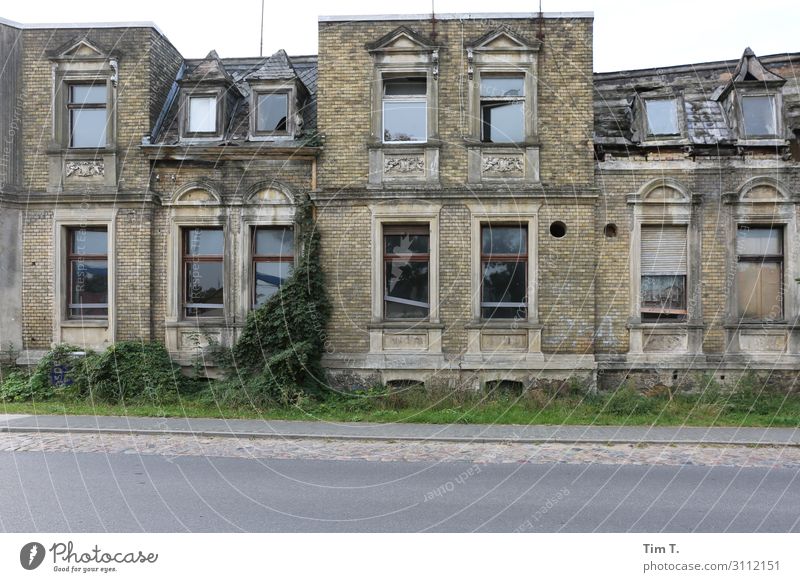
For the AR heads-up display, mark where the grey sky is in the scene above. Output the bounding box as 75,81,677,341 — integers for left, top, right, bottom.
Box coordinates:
2,1,798,71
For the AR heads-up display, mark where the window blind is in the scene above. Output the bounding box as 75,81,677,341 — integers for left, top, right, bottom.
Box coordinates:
641,225,687,275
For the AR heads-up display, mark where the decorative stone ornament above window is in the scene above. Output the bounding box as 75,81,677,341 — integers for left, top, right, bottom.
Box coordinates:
178,50,242,142
464,28,541,185
246,50,309,141
47,37,119,192
716,48,788,147
366,27,440,188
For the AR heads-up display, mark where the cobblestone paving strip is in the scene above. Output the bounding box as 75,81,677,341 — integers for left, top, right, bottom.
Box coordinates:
1,432,800,468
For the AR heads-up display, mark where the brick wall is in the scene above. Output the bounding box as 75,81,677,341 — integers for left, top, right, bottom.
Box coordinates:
317,16,594,191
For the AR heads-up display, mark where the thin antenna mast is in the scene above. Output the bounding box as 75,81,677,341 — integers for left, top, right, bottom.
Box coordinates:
259,0,265,57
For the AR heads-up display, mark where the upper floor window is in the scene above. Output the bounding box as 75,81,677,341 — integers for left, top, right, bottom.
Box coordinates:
183,227,224,317
69,85,107,148
384,225,430,319
736,226,783,320
382,76,427,143
480,75,525,143
256,92,289,134
253,226,294,307
481,224,527,319
188,95,218,134
640,225,687,320
741,95,777,138
644,98,679,136
68,227,108,318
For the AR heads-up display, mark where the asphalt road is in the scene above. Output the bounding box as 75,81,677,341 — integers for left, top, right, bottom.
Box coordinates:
0,450,798,532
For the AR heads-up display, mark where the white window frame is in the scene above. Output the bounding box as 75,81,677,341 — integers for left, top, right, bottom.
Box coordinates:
381,75,428,145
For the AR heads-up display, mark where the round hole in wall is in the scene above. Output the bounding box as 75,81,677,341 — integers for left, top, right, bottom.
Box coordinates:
604,223,618,238
549,221,567,238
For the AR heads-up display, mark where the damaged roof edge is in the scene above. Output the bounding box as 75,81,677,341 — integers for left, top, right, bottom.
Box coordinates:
319,12,593,22
595,51,800,78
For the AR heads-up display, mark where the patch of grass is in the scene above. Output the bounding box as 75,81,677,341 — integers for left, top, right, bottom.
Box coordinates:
2,382,799,427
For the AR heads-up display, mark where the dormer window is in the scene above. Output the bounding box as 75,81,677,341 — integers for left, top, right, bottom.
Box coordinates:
741,95,777,138
644,98,679,137
480,74,525,143
188,95,218,133
256,92,289,133
382,76,427,143
69,84,108,148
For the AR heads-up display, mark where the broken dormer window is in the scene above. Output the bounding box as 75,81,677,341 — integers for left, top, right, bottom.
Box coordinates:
382,76,427,143
741,95,777,138
188,95,217,133
256,92,289,133
480,75,525,143
644,98,679,136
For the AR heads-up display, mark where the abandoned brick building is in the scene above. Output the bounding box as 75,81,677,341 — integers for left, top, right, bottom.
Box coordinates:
1,11,799,390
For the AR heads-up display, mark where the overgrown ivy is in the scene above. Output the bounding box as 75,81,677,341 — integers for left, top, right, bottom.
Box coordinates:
230,194,331,401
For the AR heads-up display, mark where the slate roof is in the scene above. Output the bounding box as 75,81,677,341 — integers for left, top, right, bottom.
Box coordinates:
593,49,800,150
151,50,317,147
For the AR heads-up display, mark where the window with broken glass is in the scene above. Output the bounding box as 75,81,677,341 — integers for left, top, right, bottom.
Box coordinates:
253,226,294,307
481,224,527,319
68,84,107,148
187,95,218,134
383,225,430,319
480,75,525,143
644,98,679,136
741,95,778,138
736,226,783,320
67,227,108,318
256,92,289,134
382,76,427,143
640,225,687,320
183,227,224,317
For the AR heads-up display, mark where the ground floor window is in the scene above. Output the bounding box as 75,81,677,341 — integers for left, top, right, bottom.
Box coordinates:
67,227,108,318
183,227,224,317
640,225,687,320
480,224,527,319
383,225,430,319
736,225,783,320
252,226,294,307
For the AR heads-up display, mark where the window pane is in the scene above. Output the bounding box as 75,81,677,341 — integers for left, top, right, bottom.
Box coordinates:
482,260,526,319
70,259,108,317
185,262,224,316
185,229,223,256
742,95,776,137
383,101,427,142
480,76,524,97
481,101,524,143
70,85,106,104
645,98,679,135
71,109,106,148
737,226,782,256
71,229,107,255
255,227,293,256
641,274,686,312
384,77,426,96
384,232,429,255
257,93,288,132
188,96,217,132
385,260,429,319
482,226,526,255
737,262,782,319
254,262,293,307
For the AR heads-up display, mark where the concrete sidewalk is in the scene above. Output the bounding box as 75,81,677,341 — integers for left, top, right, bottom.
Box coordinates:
0,413,798,446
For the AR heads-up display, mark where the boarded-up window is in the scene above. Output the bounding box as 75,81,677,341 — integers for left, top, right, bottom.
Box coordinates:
641,225,687,318
736,226,783,320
